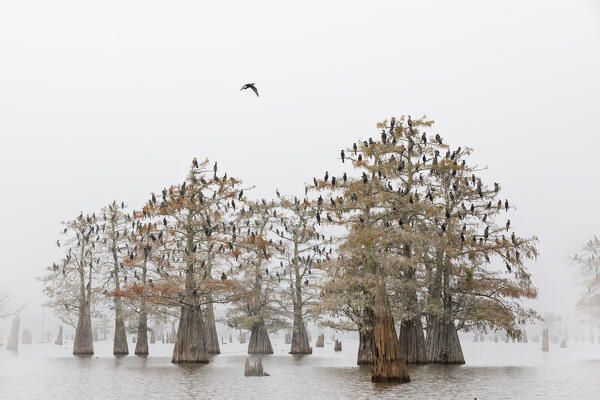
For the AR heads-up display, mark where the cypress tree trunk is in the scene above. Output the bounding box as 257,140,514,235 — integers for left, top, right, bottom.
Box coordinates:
425,317,465,364
172,304,208,363
150,328,156,344
398,266,426,364
357,307,375,365
289,302,311,354
204,301,220,354
371,270,410,383
6,317,20,351
135,311,149,356
398,316,426,364
289,239,311,354
73,299,94,355
248,320,273,354
54,326,63,345
113,304,128,355
172,238,209,363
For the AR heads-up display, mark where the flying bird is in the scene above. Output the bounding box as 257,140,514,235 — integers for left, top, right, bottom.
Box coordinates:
241,83,259,97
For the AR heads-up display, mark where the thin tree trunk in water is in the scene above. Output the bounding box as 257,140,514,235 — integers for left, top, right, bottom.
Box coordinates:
135,311,148,356
248,320,273,354
113,302,128,354
6,317,20,351
371,270,410,383
150,328,156,344
112,225,128,355
73,300,94,355
204,301,220,354
425,317,465,364
54,326,63,345
398,317,426,364
289,302,311,354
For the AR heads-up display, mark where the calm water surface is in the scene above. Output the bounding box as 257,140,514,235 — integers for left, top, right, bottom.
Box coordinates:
1,336,600,399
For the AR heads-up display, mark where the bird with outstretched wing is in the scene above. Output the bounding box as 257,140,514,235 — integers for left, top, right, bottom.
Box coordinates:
241,83,259,97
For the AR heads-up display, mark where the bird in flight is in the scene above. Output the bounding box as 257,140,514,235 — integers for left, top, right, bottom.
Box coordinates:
241,83,259,97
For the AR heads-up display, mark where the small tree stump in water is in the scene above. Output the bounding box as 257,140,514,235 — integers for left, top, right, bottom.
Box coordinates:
542,328,549,352
316,334,325,347
7,318,20,351
54,326,63,345
334,340,342,351
244,358,269,376
22,329,32,344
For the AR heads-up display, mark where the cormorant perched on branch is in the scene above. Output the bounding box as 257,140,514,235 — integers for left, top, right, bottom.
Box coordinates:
240,83,259,97
221,272,227,280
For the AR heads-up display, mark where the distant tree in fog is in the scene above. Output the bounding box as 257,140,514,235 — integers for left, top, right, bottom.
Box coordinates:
0,288,9,318
269,193,325,355
571,237,600,325
225,199,287,354
42,213,101,355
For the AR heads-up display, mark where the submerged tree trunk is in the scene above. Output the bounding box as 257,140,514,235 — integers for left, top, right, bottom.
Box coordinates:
248,320,273,354
371,270,410,383
73,300,94,355
6,317,20,351
289,303,311,354
357,307,375,365
135,311,149,356
398,316,426,364
54,326,63,345
204,301,220,354
425,317,465,364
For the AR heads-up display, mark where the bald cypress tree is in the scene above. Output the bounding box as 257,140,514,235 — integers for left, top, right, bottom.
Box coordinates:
270,193,324,355
226,200,287,354
143,158,243,363
43,213,100,355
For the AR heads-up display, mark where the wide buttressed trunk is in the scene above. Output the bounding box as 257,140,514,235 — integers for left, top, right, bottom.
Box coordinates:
289,304,311,354
6,317,20,351
425,316,465,364
371,272,410,383
172,304,209,363
113,306,129,355
248,321,273,354
358,328,375,365
135,311,149,356
54,326,63,345
204,302,220,354
357,305,375,365
398,316,426,364
73,301,94,355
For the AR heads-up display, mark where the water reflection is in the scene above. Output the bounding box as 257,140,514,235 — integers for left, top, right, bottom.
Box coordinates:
1,339,600,399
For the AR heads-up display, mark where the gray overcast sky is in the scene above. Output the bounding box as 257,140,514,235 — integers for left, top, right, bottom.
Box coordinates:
1,0,599,334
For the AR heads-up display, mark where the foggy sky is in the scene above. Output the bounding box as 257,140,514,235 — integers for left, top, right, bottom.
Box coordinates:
1,0,599,335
